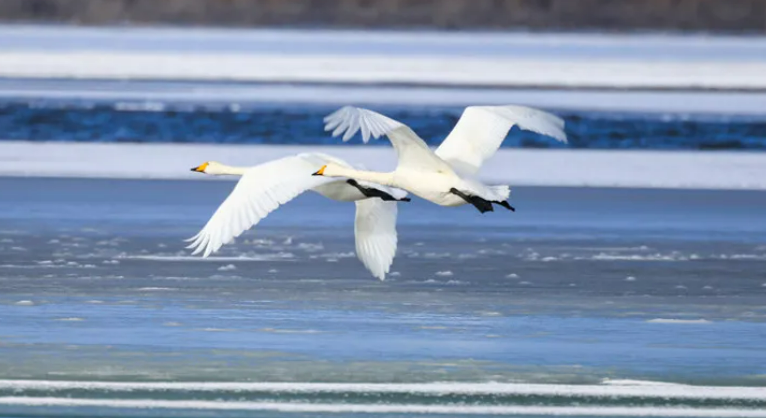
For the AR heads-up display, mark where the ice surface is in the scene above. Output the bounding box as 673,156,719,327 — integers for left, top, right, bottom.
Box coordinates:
0,379,763,399
646,319,713,324
2,141,766,190
3,79,766,114
3,26,766,90
1,397,765,417
5,51,766,91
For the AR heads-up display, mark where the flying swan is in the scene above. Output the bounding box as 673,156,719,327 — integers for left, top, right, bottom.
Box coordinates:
313,105,567,213
186,153,409,280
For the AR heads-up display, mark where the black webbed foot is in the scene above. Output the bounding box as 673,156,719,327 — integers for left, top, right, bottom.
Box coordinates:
449,188,493,213
494,200,516,212
347,179,410,202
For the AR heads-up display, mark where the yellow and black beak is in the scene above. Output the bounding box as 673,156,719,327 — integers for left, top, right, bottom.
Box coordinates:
190,162,209,173
312,165,327,176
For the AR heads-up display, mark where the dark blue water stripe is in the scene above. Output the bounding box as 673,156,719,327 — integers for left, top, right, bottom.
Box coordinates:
0,101,765,150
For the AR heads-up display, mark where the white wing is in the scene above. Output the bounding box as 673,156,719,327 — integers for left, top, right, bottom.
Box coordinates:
324,106,453,172
312,150,403,281
435,105,567,175
354,198,398,281
186,155,331,257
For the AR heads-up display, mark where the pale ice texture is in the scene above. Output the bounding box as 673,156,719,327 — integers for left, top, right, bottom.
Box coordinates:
3,80,766,115
2,142,766,190
1,398,765,417
5,51,766,90
2,25,766,90
0,379,763,400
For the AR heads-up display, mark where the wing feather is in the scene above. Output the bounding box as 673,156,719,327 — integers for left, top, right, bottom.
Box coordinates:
324,106,453,172
354,199,398,281
186,155,331,258
435,105,567,175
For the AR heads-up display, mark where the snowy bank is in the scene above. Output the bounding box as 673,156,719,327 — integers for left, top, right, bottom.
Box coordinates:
2,142,765,190
4,51,766,91
3,26,766,90
3,79,766,116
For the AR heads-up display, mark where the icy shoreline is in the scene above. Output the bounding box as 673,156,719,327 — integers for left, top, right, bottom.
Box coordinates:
4,79,766,115
2,141,765,190
2,25,766,91
5,51,766,91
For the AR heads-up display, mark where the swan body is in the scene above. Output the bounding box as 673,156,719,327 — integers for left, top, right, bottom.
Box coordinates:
316,105,567,213
187,153,408,280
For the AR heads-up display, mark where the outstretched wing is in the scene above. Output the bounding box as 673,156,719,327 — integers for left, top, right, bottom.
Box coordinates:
186,155,331,257
324,106,453,172
354,198,398,281
312,149,404,280
435,105,567,175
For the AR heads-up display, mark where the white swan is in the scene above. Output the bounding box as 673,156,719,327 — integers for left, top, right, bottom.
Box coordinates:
186,153,409,280
313,105,567,213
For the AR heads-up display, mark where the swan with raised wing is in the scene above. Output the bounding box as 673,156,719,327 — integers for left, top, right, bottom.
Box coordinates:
313,105,567,213
187,153,409,280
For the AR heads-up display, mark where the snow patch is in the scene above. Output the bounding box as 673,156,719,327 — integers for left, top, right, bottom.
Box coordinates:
217,264,237,271
646,318,712,324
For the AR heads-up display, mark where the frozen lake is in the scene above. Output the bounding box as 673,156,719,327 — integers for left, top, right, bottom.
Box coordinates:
0,177,765,417
1,24,766,417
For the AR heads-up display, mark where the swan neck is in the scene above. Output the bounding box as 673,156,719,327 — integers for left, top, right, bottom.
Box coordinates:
217,164,248,176
338,166,394,187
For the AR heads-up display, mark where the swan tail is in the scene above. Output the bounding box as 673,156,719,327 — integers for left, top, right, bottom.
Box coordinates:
487,185,510,202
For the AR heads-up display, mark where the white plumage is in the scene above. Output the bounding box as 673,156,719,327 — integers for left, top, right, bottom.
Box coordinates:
318,105,567,212
354,198,398,280
435,105,567,175
186,153,407,280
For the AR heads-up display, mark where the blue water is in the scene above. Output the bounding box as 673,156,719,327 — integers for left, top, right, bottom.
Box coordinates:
1,99,765,149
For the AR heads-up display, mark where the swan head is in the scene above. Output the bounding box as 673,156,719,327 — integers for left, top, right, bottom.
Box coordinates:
311,163,345,178
190,161,226,175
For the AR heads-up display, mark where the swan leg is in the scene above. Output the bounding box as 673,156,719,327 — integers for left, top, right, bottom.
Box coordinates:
449,188,493,213
347,179,411,202
494,200,516,212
